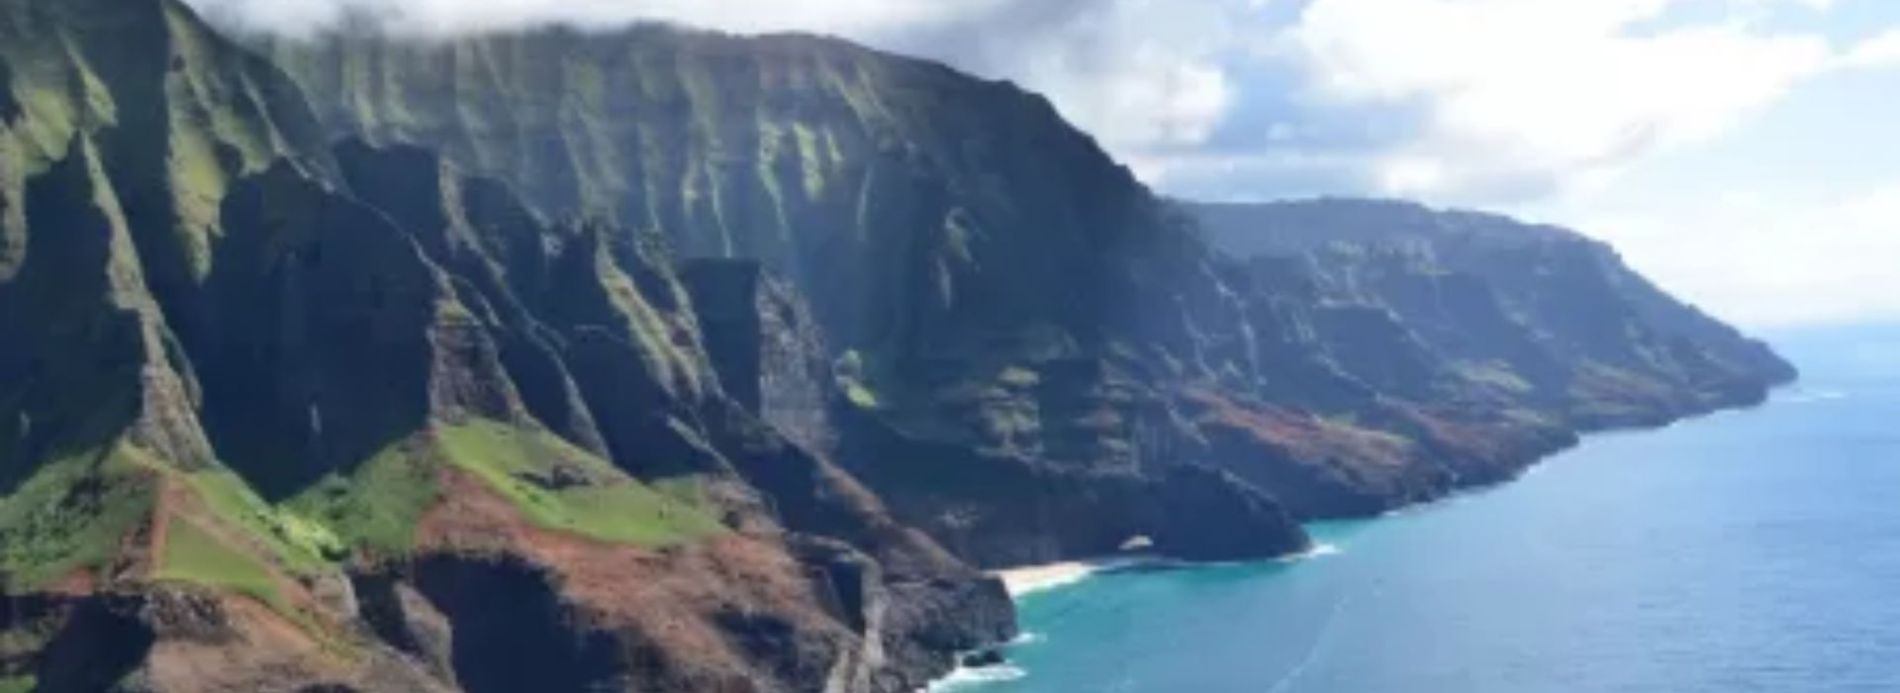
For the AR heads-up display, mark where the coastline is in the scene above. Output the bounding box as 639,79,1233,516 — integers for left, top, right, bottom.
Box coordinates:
924,558,1155,691
971,384,1799,592
930,544,1345,690
989,540,1346,599
992,557,1152,598
930,385,1797,692
977,390,1789,591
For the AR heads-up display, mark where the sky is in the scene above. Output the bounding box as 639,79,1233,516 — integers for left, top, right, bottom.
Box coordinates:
186,0,1900,329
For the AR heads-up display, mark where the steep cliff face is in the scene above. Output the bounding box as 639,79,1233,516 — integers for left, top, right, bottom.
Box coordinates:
0,2,1012,689
255,26,1793,563
1169,199,1797,515
257,27,1324,567
1193,199,1797,426
255,27,1161,359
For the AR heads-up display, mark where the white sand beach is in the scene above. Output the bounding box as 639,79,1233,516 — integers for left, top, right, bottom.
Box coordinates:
992,557,1151,598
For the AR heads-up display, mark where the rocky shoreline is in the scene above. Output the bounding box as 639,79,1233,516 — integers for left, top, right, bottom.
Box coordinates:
933,384,1784,690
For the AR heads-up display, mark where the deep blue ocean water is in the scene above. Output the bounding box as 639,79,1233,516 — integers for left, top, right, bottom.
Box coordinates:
955,325,1900,693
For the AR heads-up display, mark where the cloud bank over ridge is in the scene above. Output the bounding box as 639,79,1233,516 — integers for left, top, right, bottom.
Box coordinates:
185,0,1900,327
184,0,1888,203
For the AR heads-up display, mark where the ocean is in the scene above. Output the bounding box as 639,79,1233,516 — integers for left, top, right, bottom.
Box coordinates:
948,325,1900,692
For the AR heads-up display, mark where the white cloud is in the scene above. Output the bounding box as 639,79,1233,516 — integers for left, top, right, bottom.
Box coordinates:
1263,0,1900,329
187,0,1243,172
189,0,1886,208
1571,182,1900,327
184,0,1900,328
990,1,1241,155
1837,27,1900,69
1284,0,1836,201
187,0,1008,37
1055,45,1235,148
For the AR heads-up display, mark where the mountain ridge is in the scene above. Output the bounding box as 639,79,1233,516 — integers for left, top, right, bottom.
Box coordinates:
0,2,1014,686
248,20,1778,524
0,4,1795,691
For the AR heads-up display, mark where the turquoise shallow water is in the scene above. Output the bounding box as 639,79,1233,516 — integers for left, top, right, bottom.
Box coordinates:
960,326,1900,693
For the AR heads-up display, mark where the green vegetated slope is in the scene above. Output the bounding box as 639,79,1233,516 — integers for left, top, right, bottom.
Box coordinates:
283,436,440,557
0,450,155,589
288,418,721,555
0,0,721,596
0,4,1015,689
156,517,282,605
0,0,314,593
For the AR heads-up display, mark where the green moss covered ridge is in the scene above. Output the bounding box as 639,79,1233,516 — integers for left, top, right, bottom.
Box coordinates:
0,0,743,604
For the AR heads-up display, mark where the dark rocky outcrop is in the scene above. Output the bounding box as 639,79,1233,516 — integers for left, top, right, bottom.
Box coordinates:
403,554,637,693
3,587,451,692
682,260,838,456
961,648,1005,669
7,594,155,692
